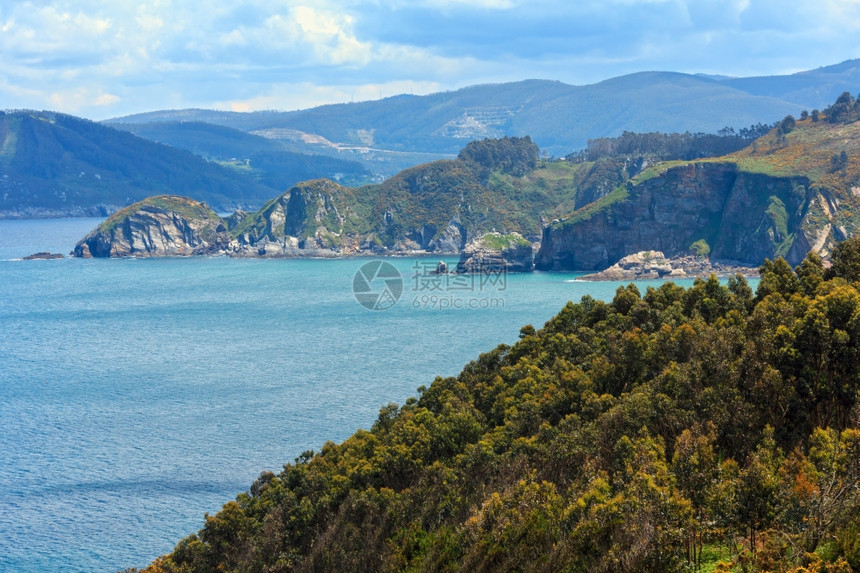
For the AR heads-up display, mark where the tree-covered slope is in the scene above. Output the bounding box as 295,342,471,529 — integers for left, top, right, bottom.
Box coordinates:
143,241,860,573
0,111,279,217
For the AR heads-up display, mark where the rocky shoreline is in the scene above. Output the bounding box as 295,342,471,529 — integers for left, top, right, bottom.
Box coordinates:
579,251,759,281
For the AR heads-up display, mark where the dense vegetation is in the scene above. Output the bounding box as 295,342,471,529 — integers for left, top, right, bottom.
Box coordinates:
0,111,278,215
142,238,860,573
566,125,772,164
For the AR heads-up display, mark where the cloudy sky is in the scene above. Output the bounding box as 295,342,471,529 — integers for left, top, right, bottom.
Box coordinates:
2,0,859,120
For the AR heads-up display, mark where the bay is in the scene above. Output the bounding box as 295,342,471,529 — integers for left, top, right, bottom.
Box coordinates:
0,218,710,572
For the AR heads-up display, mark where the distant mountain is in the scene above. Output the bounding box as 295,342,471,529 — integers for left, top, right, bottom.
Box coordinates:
720,59,860,110
109,59,860,159
0,111,371,218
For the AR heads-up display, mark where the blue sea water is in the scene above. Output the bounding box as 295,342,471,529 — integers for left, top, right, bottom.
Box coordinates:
0,218,701,572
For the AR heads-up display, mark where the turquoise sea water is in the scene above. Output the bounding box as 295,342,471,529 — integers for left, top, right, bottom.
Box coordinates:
0,219,703,572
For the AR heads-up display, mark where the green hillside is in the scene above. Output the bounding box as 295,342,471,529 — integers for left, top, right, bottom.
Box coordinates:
227,136,586,252
536,93,860,270
142,241,860,573
0,111,279,217
112,121,374,188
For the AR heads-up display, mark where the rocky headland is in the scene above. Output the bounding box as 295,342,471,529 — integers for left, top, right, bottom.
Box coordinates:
455,232,535,273
72,190,471,259
535,162,840,271
73,196,228,258
579,250,759,281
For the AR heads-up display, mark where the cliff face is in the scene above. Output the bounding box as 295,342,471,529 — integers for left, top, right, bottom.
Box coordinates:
456,232,534,273
73,196,227,257
73,180,472,258
535,163,817,271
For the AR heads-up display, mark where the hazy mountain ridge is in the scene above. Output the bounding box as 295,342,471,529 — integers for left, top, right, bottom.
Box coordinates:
109,60,860,158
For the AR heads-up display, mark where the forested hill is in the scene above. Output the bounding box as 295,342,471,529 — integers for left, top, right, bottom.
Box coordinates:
143,241,860,573
0,111,370,218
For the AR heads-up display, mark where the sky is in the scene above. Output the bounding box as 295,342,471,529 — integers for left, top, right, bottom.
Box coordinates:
1,0,859,120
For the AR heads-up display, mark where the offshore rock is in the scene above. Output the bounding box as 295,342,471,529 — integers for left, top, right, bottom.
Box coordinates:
579,251,758,280
456,232,534,273
23,251,65,260
581,251,682,280
73,195,228,257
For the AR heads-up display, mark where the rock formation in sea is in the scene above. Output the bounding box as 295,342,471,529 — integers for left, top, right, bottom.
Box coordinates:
456,232,535,273
73,196,228,258
22,251,65,260
579,250,758,280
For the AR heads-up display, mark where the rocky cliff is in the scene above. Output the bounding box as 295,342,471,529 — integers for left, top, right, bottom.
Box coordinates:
456,232,535,273
226,179,366,257
535,162,831,271
73,196,228,257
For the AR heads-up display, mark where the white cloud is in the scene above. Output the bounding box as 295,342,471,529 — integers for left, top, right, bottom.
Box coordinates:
217,79,443,112
289,6,373,66
0,0,857,119
48,87,120,112
418,0,517,8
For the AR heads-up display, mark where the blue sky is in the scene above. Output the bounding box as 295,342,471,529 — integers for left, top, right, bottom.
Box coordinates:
2,0,859,120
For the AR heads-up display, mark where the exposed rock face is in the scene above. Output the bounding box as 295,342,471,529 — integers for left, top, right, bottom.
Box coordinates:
224,179,469,257
427,219,467,253
581,251,682,280
73,196,227,257
456,232,534,273
535,163,815,271
226,179,363,257
579,250,758,280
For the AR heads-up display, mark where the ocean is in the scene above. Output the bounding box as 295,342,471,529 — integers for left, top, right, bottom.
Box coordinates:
0,218,696,572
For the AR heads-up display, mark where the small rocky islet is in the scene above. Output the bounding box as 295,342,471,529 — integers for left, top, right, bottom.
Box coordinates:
579,250,759,280
22,251,65,260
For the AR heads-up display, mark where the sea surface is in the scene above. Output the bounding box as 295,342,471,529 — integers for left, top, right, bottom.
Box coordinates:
1,218,706,572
